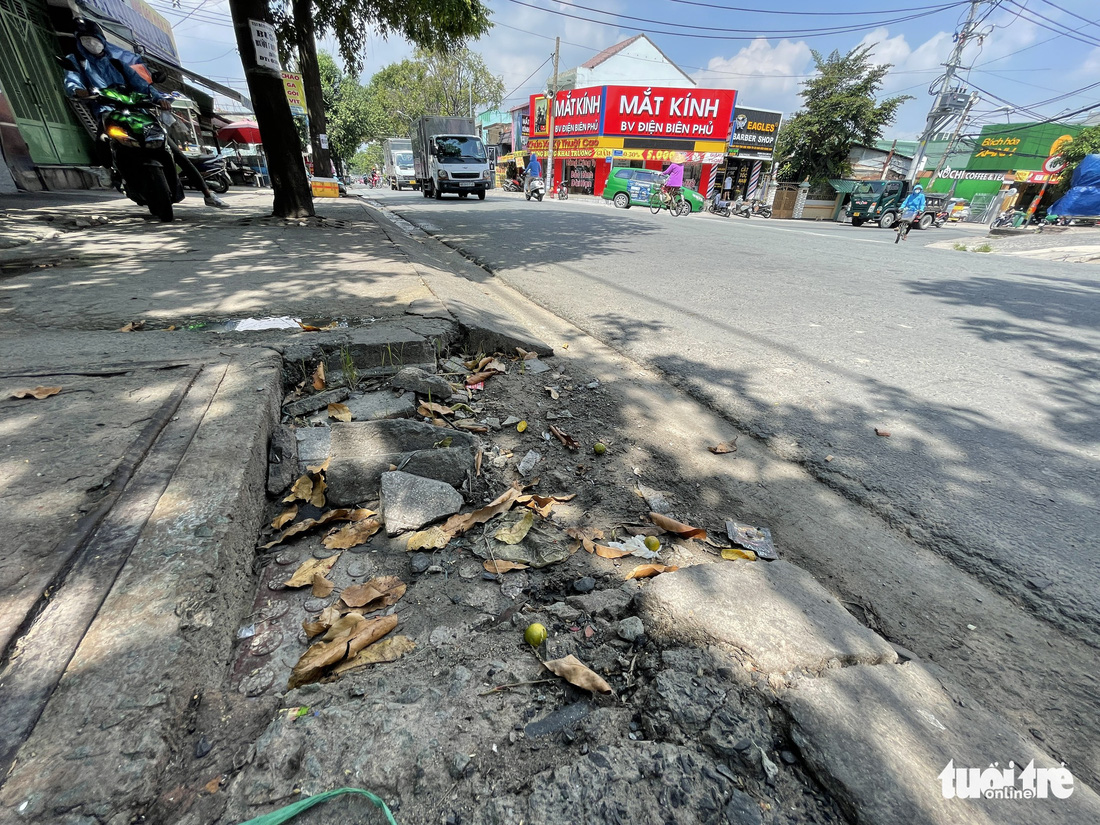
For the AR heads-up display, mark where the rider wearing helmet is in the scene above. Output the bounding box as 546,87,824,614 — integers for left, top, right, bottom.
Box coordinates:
897,184,925,241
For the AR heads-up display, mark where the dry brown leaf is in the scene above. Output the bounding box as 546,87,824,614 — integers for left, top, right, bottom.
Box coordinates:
311,573,335,597
708,439,738,455
594,543,632,559
284,554,341,588
418,401,454,417
543,654,613,695
875,428,891,437
333,634,416,675
476,356,493,370
340,576,407,611
320,611,367,641
288,614,397,689
272,505,298,529
204,776,222,794
328,402,352,422
309,475,327,508
521,493,577,505
405,526,451,551
523,351,538,360
297,322,322,332
485,358,509,374
650,512,708,541
465,371,495,385
118,320,145,332
475,449,483,477
626,563,679,579
317,604,342,625
483,559,530,573
545,386,560,400
493,510,535,544
302,619,328,638
312,362,326,391
441,486,522,536
721,547,757,561
549,424,580,450
306,458,331,474
515,347,529,358
11,386,62,400
283,474,314,504
323,518,381,550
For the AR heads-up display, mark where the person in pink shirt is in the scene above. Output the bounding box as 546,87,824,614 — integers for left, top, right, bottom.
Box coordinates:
662,160,684,197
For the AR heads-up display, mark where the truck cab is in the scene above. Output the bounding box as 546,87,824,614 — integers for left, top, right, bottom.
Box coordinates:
849,180,942,230
413,117,490,200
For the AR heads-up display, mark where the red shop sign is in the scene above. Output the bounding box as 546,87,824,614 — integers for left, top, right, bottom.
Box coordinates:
529,88,603,138
602,85,736,140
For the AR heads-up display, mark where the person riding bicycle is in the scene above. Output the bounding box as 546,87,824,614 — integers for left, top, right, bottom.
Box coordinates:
661,159,684,201
896,184,925,241
523,154,542,195
62,19,228,208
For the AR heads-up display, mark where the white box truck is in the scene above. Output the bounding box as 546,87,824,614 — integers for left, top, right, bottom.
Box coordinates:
411,117,490,200
383,138,416,190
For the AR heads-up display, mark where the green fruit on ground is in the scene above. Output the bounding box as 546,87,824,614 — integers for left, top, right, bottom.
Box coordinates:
593,442,607,455
644,535,660,552
524,622,548,647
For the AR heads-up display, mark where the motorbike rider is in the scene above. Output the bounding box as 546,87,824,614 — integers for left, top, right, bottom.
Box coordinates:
896,184,925,241
62,19,228,208
523,154,542,196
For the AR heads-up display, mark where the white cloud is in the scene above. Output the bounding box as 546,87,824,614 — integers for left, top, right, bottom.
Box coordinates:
690,38,812,115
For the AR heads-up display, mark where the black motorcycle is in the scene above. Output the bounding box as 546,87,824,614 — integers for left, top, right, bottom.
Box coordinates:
225,157,256,187
181,151,231,193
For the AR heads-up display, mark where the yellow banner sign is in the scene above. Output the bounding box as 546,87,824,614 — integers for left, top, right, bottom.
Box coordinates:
282,72,307,116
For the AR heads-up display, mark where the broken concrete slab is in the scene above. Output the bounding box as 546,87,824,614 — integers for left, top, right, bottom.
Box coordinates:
282,388,349,418
343,390,416,421
381,471,464,535
325,420,476,505
782,662,1100,825
567,589,633,620
391,366,452,399
267,425,299,495
639,561,896,674
295,427,331,472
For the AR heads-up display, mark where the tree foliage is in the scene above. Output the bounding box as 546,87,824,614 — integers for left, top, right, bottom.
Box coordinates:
1054,125,1100,196
349,145,384,174
361,49,504,141
775,46,911,184
317,52,372,169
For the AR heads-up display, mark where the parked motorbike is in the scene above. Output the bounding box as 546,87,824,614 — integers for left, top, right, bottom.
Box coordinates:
181,151,231,194
94,89,183,222
708,192,731,217
502,176,523,193
226,157,256,187
556,182,569,200
748,199,772,218
931,210,949,228
524,174,545,202
732,198,753,218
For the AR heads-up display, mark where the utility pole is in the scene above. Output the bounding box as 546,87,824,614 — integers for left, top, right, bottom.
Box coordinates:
927,91,979,188
292,0,332,182
546,37,560,195
908,0,988,185
227,0,314,216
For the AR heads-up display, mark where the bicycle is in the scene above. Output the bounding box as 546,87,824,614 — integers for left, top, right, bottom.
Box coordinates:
894,209,917,243
649,185,686,216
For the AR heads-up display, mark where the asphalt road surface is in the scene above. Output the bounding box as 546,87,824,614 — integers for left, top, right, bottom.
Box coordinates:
366,186,1100,646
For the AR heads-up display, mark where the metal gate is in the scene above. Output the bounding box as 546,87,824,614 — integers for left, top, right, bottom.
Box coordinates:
0,0,92,165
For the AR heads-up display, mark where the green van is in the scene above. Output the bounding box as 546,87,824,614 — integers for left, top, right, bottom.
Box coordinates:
602,167,704,213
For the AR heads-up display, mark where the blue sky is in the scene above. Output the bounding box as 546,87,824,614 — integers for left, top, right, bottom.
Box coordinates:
150,0,1100,139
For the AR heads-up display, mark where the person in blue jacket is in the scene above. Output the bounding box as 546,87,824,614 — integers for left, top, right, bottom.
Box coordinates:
523,154,542,195
896,184,925,241
62,19,228,208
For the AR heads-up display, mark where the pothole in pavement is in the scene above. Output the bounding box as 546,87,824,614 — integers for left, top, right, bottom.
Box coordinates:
152,344,851,825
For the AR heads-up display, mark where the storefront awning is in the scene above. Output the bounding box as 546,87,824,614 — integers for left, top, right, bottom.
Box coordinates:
828,179,860,194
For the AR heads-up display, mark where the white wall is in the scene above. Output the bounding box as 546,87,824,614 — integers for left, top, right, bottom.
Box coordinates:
576,38,696,89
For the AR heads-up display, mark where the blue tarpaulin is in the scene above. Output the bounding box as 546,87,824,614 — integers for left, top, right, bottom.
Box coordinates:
1049,154,1100,217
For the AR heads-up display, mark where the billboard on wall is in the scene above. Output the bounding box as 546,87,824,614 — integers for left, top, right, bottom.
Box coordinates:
529,85,738,143
727,107,782,158
968,122,1081,173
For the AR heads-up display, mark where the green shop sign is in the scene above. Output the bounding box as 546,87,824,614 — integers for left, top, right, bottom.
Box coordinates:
968,122,1081,172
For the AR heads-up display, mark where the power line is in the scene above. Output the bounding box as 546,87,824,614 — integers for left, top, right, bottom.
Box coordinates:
998,0,1100,47
665,0,967,16
1033,0,1100,31
501,54,552,103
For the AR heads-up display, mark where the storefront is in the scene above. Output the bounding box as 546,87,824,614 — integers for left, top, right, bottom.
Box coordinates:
922,122,1082,219
721,107,782,200
527,85,737,197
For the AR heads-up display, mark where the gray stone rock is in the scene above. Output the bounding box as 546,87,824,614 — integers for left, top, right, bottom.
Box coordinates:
725,789,763,825
546,602,582,622
295,427,330,471
381,471,464,535
325,420,476,504
523,358,551,374
448,751,471,779
267,425,298,495
567,589,632,620
524,701,591,739
782,662,1100,825
391,367,452,399
639,562,897,674
617,616,645,642
573,576,596,593
410,553,431,574
344,390,417,421
283,388,350,417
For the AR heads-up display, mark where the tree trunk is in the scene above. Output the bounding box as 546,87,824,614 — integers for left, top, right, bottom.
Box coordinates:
292,0,332,180
227,0,314,217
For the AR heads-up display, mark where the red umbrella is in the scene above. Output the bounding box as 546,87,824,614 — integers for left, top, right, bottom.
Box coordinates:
218,120,262,144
